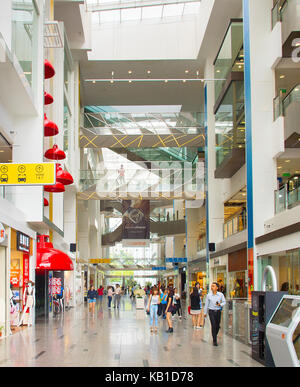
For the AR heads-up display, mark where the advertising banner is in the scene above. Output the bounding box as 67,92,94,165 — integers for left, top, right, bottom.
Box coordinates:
122,199,150,241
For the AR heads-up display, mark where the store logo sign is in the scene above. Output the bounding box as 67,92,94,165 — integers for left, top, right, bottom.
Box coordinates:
292,38,300,63
0,223,5,243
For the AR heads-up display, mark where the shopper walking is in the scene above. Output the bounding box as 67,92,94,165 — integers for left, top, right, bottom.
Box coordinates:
97,285,104,304
147,287,160,333
114,284,122,309
165,288,174,333
173,288,182,319
107,286,113,309
87,286,97,313
204,282,226,346
190,286,202,329
160,289,168,319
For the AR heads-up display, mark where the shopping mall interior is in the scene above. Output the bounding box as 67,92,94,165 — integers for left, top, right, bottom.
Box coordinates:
0,0,299,369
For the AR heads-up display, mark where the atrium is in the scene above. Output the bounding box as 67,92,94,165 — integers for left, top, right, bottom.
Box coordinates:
0,0,299,371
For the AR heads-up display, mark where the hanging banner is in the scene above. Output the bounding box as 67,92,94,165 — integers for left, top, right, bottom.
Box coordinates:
122,199,150,241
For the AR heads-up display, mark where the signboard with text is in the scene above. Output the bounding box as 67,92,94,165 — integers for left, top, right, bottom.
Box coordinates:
0,163,56,186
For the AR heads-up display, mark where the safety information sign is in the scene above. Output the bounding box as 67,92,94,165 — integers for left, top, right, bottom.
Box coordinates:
0,163,56,186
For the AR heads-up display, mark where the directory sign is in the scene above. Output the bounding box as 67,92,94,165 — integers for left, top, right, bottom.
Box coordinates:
0,163,56,186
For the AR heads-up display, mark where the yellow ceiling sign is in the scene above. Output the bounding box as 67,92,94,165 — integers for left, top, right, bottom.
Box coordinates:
90,259,111,264
0,163,56,186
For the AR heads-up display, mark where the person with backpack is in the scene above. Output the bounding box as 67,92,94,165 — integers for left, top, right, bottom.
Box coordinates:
160,289,168,319
204,282,226,346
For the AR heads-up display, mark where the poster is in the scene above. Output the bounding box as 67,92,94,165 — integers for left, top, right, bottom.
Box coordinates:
122,200,150,240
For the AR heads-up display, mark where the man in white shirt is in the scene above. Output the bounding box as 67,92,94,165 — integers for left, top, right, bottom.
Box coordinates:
204,282,226,346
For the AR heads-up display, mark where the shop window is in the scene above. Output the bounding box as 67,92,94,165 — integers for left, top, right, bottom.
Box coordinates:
228,271,246,299
258,250,300,295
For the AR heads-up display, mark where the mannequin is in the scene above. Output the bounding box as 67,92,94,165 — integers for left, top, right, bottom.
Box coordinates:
18,281,35,327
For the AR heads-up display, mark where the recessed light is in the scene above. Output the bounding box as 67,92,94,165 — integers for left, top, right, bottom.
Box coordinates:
110,80,114,84
147,70,151,74
165,80,168,83
185,70,189,74
182,80,186,83
129,80,132,83
128,70,132,74
279,75,285,79
216,70,220,73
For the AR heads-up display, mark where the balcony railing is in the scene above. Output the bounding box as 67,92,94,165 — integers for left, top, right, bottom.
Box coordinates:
275,184,300,213
271,0,288,29
223,210,247,239
273,84,300,121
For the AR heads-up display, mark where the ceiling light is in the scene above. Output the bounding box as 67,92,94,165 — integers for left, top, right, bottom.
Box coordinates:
279,75,285,79
285,160,291,163
216,70,220,73
110,80,114,84
147,70,151,74
165,80,168,83
185,70,189,74
182,79,186,83
128,70,132,74
92,80,95,84
277,166,282,169
129,80,132,83
0,150,4,153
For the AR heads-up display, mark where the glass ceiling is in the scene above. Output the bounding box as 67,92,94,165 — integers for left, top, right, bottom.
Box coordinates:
86,0,201,24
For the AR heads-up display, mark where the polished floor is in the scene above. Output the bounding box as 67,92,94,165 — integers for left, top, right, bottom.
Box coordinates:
0,296,262,367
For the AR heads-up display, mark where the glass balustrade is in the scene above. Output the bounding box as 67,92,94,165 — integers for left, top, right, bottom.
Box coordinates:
223,210,247,239
214,20,243,103
272,0,289,29
197,235,206,251
11,0,38,88
79,165,202,198
273,84,300,121
275,184,300,213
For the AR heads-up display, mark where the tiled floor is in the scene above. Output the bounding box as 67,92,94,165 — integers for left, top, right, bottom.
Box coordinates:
0,297,262,367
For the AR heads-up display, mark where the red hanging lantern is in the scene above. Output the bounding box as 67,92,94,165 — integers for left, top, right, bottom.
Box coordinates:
44,197,49,206
36,235,74,271
44,91,54,105
44,182,65,193
56,164,73,186
44,113,59,137
44,144,66,160
44,59,55,79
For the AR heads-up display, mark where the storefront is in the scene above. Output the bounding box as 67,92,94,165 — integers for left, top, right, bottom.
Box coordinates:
35,235,74,320
188,258,207,294
228,248,247,299
257,249,300,294
210,255,227,296
0,222,9,338
10,229,33,332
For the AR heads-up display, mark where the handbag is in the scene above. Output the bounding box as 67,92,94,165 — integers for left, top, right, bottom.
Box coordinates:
188,306,191,315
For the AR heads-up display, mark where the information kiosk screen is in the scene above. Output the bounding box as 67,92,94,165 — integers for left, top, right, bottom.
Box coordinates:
271,298,300,328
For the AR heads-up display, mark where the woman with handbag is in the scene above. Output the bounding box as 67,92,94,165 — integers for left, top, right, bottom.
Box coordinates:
190,286,202,329
146,287,160,333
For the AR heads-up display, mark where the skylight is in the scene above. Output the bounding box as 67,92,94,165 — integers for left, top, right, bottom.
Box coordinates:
86,0,201,25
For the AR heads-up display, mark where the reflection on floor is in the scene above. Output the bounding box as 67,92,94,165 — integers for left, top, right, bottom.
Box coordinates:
0,296,263,367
